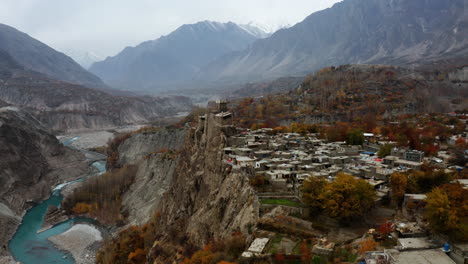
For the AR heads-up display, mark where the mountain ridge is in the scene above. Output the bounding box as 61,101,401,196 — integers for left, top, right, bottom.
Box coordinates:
196,0,468,83
89,21,267,91
0,23,107,89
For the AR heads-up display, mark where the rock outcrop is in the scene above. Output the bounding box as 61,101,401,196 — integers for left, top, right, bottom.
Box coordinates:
0,107,88,255
148,114,259,262
102,112,259,263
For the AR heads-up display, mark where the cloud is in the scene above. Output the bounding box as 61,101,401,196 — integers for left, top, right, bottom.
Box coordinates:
0,0,341,57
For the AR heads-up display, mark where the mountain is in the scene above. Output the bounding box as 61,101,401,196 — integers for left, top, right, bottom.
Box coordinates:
61,49,103,69
198,0,468,83
239,22,273,39
0,51,192,132
240,21,290,38
0,23,106,89
89,21,266,91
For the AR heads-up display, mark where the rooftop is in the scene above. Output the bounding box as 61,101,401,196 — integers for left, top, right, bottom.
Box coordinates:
247,238,270,254
390,249,455,264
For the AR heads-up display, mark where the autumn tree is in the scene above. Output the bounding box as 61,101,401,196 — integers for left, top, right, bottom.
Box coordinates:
301,176,327,214
358,238,377,254
299,241,311,262
406,169,454,194
425,183,468,241
319,173,376,222
389,173,407,206
377,221,394,237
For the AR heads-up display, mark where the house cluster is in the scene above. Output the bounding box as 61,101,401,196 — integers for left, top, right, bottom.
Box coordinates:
222,128,431,194
364,220,461,264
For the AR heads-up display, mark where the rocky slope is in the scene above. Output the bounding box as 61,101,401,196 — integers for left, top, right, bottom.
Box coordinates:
90,21,265,92
0,23,106,89
0,107,88,256
228,76,303,98
198,0,468,83
0,51,192,132
116,128,186,166
96,113,259,263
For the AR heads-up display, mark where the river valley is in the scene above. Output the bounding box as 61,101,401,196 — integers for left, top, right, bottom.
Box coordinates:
8,136,107,264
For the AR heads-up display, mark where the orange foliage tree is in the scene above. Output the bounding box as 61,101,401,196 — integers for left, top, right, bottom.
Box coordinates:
359,238,377,254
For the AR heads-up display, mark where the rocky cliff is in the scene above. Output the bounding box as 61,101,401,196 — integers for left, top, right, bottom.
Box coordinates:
116,128,186,166
113,128,187,225
0,107,88,256
100,114,259,263
147,114,259,262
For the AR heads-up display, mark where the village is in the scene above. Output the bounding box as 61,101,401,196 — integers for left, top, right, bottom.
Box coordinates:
202,101,468,264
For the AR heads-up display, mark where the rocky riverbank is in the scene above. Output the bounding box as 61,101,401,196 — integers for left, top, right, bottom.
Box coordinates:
48,224,103,264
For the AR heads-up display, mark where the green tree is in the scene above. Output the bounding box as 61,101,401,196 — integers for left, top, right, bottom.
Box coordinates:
346,129,364,145
377,144,393,158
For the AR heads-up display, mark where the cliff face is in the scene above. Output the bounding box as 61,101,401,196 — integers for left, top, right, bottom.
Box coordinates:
115,129,187,225
116,129,186,166
0,107,88,255
152,115,259,258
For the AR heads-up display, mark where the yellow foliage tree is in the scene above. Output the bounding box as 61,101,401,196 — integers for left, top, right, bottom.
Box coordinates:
301,176,327,213
390,173,407,205
319,173,376,222
72,202,92,214
425,184,468,241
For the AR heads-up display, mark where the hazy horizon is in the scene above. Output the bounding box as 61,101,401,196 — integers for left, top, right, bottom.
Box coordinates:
0,0,342,58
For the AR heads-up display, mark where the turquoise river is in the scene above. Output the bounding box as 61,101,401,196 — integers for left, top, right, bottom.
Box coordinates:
8,137,106,264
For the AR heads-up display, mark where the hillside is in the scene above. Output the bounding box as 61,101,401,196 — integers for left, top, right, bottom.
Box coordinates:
0,23,106,89
0,52,192,132
90,21,265,92
229,64,468,127
198,0,467,83
227,76,303,98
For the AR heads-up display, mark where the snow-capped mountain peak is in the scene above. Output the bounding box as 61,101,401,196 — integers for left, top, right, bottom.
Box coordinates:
61,49,103,69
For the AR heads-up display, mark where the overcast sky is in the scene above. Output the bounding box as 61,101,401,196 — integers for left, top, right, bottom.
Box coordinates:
0,0,342,58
